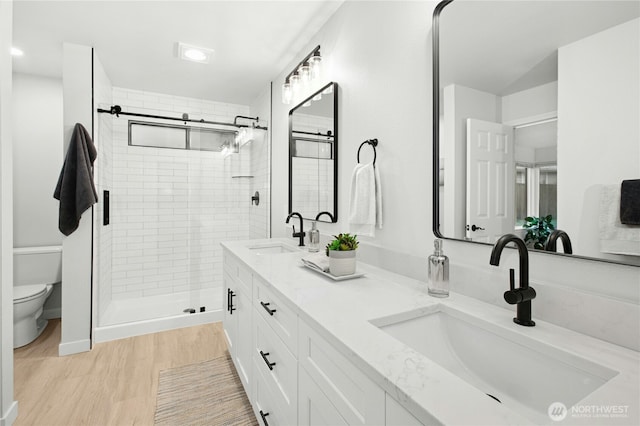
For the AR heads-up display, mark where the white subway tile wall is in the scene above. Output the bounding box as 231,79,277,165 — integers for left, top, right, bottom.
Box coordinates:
94,64,114,324
102,87,265,304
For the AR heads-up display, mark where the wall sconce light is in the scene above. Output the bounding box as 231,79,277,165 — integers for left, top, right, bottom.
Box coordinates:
282,45,322,105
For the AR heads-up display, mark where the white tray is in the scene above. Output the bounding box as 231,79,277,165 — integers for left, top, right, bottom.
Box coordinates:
302,262,365,281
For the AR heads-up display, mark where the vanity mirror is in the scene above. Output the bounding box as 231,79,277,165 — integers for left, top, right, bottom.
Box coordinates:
433,0,639,266
289,82,338,223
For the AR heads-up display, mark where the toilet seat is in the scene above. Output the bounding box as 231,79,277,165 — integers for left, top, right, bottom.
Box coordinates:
14,284,48,302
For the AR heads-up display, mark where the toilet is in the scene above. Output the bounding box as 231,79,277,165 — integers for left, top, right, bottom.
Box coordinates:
13,246,62,348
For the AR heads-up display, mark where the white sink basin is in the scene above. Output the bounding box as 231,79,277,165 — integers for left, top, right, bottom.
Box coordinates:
248,242,299,255
372,305,618,422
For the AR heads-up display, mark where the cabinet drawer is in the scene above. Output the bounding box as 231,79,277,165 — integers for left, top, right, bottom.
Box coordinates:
299,321,384,426
299,367,348,426
253,358,295,426
254,275,298,356
253,309,297,419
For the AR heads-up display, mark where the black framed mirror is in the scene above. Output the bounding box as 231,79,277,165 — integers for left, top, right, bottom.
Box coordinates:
433,0,640,266
289,82,338,223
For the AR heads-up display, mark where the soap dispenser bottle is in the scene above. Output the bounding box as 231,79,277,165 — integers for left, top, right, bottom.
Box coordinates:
308,221,320,252
428,239,449,297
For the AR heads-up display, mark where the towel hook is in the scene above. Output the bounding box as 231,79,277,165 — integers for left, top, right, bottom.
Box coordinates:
357,138,378,165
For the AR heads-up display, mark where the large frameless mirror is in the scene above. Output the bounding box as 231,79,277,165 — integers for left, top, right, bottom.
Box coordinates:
433,0,640,266
289,82,338,223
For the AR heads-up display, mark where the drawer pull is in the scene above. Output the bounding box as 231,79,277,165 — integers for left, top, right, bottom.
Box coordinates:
259,350,276,370
260,301,276,316
259,410,270,426
228,289,236,314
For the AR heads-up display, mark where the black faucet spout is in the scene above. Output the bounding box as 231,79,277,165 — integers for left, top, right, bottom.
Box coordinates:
545,229,573,254
286,212,305,247
490,234,536,327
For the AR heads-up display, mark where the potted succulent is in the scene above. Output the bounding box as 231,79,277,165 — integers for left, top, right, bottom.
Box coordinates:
523,215,555,249
325,233,359,276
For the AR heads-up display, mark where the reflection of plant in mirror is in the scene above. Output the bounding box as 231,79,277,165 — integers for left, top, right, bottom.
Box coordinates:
325,233,358,256
523,215,555,250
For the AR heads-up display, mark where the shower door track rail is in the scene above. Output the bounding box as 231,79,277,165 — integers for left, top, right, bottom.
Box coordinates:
97,105,268,130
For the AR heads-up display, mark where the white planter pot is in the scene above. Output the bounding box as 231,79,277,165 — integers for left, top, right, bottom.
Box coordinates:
328,250,356,276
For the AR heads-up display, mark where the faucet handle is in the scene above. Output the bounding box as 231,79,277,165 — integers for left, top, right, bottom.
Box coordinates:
504,286,536,305
509,268,515,291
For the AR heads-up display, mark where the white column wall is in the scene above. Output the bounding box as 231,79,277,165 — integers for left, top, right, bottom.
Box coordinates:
0,0,18,422
59,43,93,356
558,18,640,265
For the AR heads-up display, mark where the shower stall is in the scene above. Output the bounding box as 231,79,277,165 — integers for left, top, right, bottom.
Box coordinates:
92,84,270,342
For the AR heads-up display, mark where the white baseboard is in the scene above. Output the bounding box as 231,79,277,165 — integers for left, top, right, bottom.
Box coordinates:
0,401,18,426
58,339,90,356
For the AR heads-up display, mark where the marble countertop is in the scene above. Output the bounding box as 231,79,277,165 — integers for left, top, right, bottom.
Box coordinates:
222,238,639,425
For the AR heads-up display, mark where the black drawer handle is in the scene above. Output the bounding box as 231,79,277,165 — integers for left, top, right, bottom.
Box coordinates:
260,301,276,316
259,410,270,426
228,289,236,314
259,350,276,370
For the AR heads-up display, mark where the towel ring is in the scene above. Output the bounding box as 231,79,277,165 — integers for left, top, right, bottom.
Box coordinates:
357,138,378,165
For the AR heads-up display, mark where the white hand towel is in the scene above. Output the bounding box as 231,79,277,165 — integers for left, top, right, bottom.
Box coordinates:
375,164,383,230
349,162,382,237
599,184,640,256
301,252,330,272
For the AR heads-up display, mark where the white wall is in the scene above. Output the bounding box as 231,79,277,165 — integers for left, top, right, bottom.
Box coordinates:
272,0,434,254
270,1,639,350
501,81,557,125
12,74,63,248
442,84,499,238
558,18,640,265
0,0,17,423
249,84,271,239
59,43,93,356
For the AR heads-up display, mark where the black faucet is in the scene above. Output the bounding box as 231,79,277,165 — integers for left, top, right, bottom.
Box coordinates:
315,211,335,222
286,212,305,247
544,230,573,254
489,234,536,327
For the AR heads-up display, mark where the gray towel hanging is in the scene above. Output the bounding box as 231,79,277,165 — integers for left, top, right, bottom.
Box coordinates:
53,123,98,236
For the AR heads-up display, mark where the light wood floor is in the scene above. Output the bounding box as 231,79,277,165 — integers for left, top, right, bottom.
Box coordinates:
14,319,228,426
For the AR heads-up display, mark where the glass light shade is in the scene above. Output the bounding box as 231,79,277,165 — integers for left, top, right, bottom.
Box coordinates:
322,84,333,95
310,53,322,80
290,73,301,96
313,93,322,101
282,82,292,104
302,101,311,107
299,64,311,83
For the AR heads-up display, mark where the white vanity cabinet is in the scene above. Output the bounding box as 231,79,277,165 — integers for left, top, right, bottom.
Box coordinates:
252,280,299,425
222,248,425,426
298,321,385,425
222,255,252,398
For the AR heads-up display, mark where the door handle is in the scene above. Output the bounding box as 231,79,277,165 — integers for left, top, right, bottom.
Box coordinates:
467,224,485,232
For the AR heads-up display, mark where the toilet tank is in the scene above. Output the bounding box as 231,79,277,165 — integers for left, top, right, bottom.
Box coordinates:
13,246,62,286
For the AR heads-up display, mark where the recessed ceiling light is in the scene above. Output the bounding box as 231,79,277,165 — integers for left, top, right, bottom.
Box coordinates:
11,47,24,57
177,42,213,64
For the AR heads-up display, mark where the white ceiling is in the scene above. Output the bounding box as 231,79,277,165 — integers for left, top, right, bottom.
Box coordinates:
439,0,640,96
12,0,344,105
